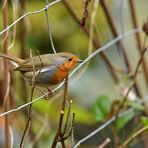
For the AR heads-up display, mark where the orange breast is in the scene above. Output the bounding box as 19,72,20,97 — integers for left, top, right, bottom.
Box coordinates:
50,68,69,84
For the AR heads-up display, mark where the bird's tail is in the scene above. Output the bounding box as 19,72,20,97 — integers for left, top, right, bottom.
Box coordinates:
0,54,24,68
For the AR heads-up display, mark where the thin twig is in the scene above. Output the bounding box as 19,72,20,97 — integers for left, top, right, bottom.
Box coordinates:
98,138,111,148
115,46,148,117
8,0,17,50
100,0,130,72
73,116,115,148
51,111,64,148
51,76,69,147
88,0,100,55
119,125,148,148
118,0,124,35
0,28,142,118
63,100,73,136
45,0,56,54
129,0,148,84
20,50,43,147
19,50,35,147
0,0,61,36
27,115,48,147
63,112,75,140
100,0,142,98
114,26,148,116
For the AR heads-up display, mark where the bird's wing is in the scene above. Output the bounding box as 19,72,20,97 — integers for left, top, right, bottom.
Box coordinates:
23,65,57,86
16,54,64,72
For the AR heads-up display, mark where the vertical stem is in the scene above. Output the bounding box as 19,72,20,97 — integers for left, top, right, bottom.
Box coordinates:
18,0,28,105
19,0,27,60
100,0,130,72
100,0,142,98
61,76,68,112
2,0,10,148
51,76,69,148
128,0,148,85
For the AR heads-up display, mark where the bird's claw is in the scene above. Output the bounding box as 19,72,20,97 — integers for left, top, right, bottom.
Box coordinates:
44,87,53,100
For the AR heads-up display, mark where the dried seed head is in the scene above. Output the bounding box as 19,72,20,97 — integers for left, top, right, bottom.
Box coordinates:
80,0,91,30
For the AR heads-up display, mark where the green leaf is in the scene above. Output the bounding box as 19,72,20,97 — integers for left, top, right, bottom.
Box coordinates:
126,100,144,111
116,111,135,131
91,95,111,122
141,116,148,126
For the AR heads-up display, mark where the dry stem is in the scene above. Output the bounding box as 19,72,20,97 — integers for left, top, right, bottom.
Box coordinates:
2,0,10,147
115,47,148,117
98,138,111,148
51,76,75,147
20,51,44,147
100,0,142,97
129,0,148,85
119,125,148,148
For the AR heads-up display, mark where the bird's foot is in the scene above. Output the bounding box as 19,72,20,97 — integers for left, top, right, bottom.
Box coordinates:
44,87,53,100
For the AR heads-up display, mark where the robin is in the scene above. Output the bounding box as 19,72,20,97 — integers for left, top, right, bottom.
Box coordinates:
0,52,83,87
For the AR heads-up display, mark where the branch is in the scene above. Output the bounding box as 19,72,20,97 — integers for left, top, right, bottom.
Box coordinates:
20,50,43,147
115,46,148,116
51,76,69,148
129,0,148,84
100,0,142,97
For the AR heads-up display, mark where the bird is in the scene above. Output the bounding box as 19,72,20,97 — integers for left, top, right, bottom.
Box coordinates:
0,52,83,87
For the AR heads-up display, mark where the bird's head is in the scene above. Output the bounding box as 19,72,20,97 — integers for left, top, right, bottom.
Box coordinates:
57,52,83,71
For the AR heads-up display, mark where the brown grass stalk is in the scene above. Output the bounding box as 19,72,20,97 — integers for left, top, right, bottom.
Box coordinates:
119,125,148,148
2,0,10,147
115,46,148,117
51,76,75,148
18,1,38,147
100,0,130,71
100,0,142,98
128,0,148,85
20,52,43,147
51,76,68,148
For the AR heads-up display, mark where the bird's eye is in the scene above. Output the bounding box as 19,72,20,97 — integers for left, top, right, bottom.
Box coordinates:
68,58,72,62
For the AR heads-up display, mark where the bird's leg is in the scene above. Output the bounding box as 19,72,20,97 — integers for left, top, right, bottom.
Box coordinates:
44,87,53,100
35,87,52,100
35,87,47,100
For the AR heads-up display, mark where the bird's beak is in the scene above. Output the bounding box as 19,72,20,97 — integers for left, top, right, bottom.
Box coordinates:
77,59,83,63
